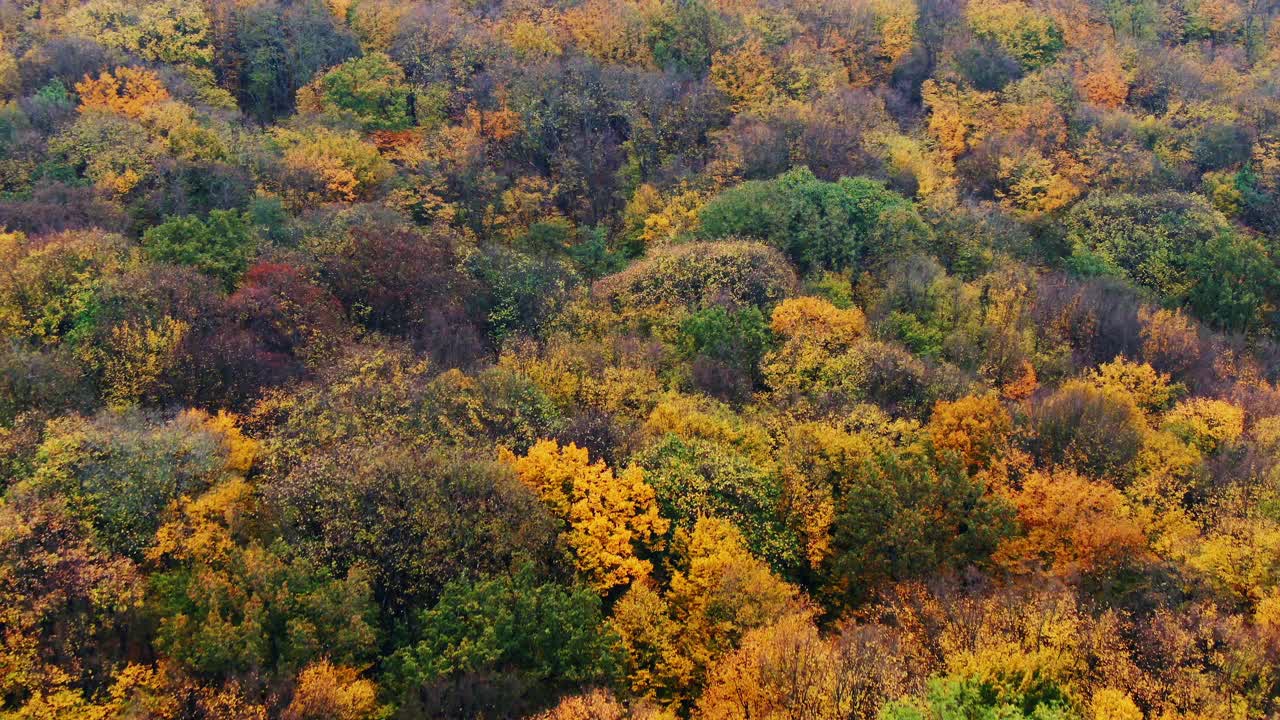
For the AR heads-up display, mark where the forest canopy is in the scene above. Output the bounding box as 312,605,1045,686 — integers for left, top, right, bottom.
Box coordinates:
3,0,1280,718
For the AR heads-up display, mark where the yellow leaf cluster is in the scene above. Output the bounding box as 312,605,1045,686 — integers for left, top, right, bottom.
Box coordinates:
76,67,170,119
927,393,1013,477
639,189,706,247
922,80,996,161
1089,356,1181,414
610,518,798,709
283,661,382,720
1162,397,1245,454
275,127,394,204
999,469,1149,578
505,440,669,593
101,315,188,408
710,40,779,113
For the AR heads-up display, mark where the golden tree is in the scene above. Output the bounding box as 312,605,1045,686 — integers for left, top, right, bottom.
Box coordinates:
504,440,668,593
75,67,171,119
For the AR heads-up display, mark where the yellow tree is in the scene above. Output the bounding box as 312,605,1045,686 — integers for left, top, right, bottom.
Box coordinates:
998,469,1149,578
1077,45,1131,109
1088,356,1181,415
710,40,779,113
99,316,189,408
272,127,394,205
762,296,870,403
1162,398,1245,455
697,612,837,720
283,661,383,720
927,393,1015,480
0,33,21,100
697,609,911,720
75,67,171,119
664,518,799,704
921,80,996,161
610,518,799,710
504,440,668,593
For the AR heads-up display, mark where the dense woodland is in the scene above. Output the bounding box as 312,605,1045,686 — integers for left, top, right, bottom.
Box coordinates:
3,0,1280,717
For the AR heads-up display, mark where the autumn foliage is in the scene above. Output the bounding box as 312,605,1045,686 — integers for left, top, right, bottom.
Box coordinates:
3,0,1280,718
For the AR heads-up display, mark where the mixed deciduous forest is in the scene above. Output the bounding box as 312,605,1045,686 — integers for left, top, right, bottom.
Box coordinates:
3,0,1280,717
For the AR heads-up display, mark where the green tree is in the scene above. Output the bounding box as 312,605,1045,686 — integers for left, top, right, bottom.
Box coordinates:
965,0,1065,71
386,565,620,702
264,442,564,616
699,167,929,273
880,675,1076,720
232,0,359,121
141,210,257,290
297,51,414,131
150,541,378,682
636,434,800,572
648,0,724,75
824,447,1015,608
1065,192,1229,301
23,409,236,558
677,305,773,381
1184,231,1276,334
594,240,796,311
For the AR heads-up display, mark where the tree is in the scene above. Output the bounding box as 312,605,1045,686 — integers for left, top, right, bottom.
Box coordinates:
309,219,481,363
466,245,576,348
1065,192,1230,303
229,0,359,121
75,67,170,119
926,394,1014,478
880,675,1076,720
23,409,248,558
296,52,414,131
149,534,378,685
57,0,213,68
263,443,563,615
226,261,349,370
283,661,384,720
99,314,189,407
698,167,929,273
1029,381,1147,485
760,296,870,402
1088,356,1181,415
272,126,393,204
0,495,142,707
593,241,796,311
144,468,377,687
141,210,257,291
635,435,799,572
610,518,799,710
998,469,1149,578
824,447,1015,607
1161,397,1244,455
532,689,670,720
1184,231,1276,334
675,305,772,399
386,565,621,715
709,41,780,113
965,0,1065,70
697,612,910,720
697,612,841,720
503,440,668,594
0,230,136,349
647,0,724,76
47,110,156,196
661,518,799,705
